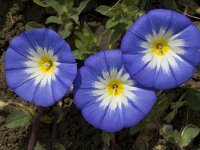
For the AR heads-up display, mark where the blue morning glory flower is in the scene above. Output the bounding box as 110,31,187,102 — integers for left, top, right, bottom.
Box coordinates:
121,9,200,89
5,29,77,107
73,50,156,132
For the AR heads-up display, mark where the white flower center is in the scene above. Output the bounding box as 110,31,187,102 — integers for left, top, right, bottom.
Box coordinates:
140,27,186,75
24,46,60,86
92,67,137,111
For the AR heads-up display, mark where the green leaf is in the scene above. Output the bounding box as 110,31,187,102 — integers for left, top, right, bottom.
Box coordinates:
163,0,177,10
46,0,64,15
129,123,146,135
83,22,94,36
46,16,63,24
65,0,74,12
140,0,148,10
95,5,112,17
0,101,9,110
76,0,91,15
122,0,135,6
33,0,49,7
72,50,85,60
106,19,119,29
129,121,156,135
185,88,200,111
56,144,65,150
180,124,200,147
102,132,111,146
165,129,182,144
193,22,200,30
70,15,79,24
75,39,84,50
40,115,54,124
5,110,31,128
34,141,46,150
25,21,45,30
58,28,71,39
146,92,176,121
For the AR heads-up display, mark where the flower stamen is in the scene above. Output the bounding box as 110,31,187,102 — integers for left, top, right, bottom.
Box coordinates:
42,61,52,70
107,79,124,96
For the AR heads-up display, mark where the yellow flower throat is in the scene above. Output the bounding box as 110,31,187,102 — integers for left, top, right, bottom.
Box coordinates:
38,56,54,73
107,79,124,96
152,39,169,56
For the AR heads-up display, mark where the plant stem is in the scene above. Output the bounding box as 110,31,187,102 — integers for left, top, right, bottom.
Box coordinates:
28,106,44,150
51,114,58,150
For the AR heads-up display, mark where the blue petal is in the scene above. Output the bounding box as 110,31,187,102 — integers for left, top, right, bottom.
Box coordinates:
51,76,69,102
32,83,55,107
131,88,156,114
14,79,37,103
99,107,124,132
23,28,47,48
73,66,97,89
121,31,145,54
56,63,77,89
154,67,177,89
146,9,192,35
5,69,31,89
54,42,76,64
147,9,172,33
123,54,147,75
173,25,200,65
121,102,144,127
127,13,152,40
5,47,29,69
82,102,107,130
44,29,65,51
104,50,123,70
84,51,109,76
168,10,192,34
9,32,34,57
171,57,195,86
132,65,157,89
73,88,97,110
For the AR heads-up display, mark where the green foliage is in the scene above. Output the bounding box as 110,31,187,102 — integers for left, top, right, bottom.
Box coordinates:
161,124,200,148
40,105,64,124
34,141,46,150
25,21,45,30
56,144,66,150
33,0,49,7
28,0,91,38
96,0,141,31
180,124,200,147
73,23,99,60
74,23,120,60
162,0,177,10
185,88,200,111
164,100,185,123
102,131,111,146
5,110,32,128
164,129,182,145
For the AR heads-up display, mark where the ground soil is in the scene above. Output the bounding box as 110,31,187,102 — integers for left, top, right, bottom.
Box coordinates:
0,0,200,150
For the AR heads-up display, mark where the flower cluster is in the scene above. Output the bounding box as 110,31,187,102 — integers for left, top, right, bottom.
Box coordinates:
5,9,200,132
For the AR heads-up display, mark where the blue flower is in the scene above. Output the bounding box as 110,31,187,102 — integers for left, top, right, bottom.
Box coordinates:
73,50,156,132
121,9,200,89
5,29,77,107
